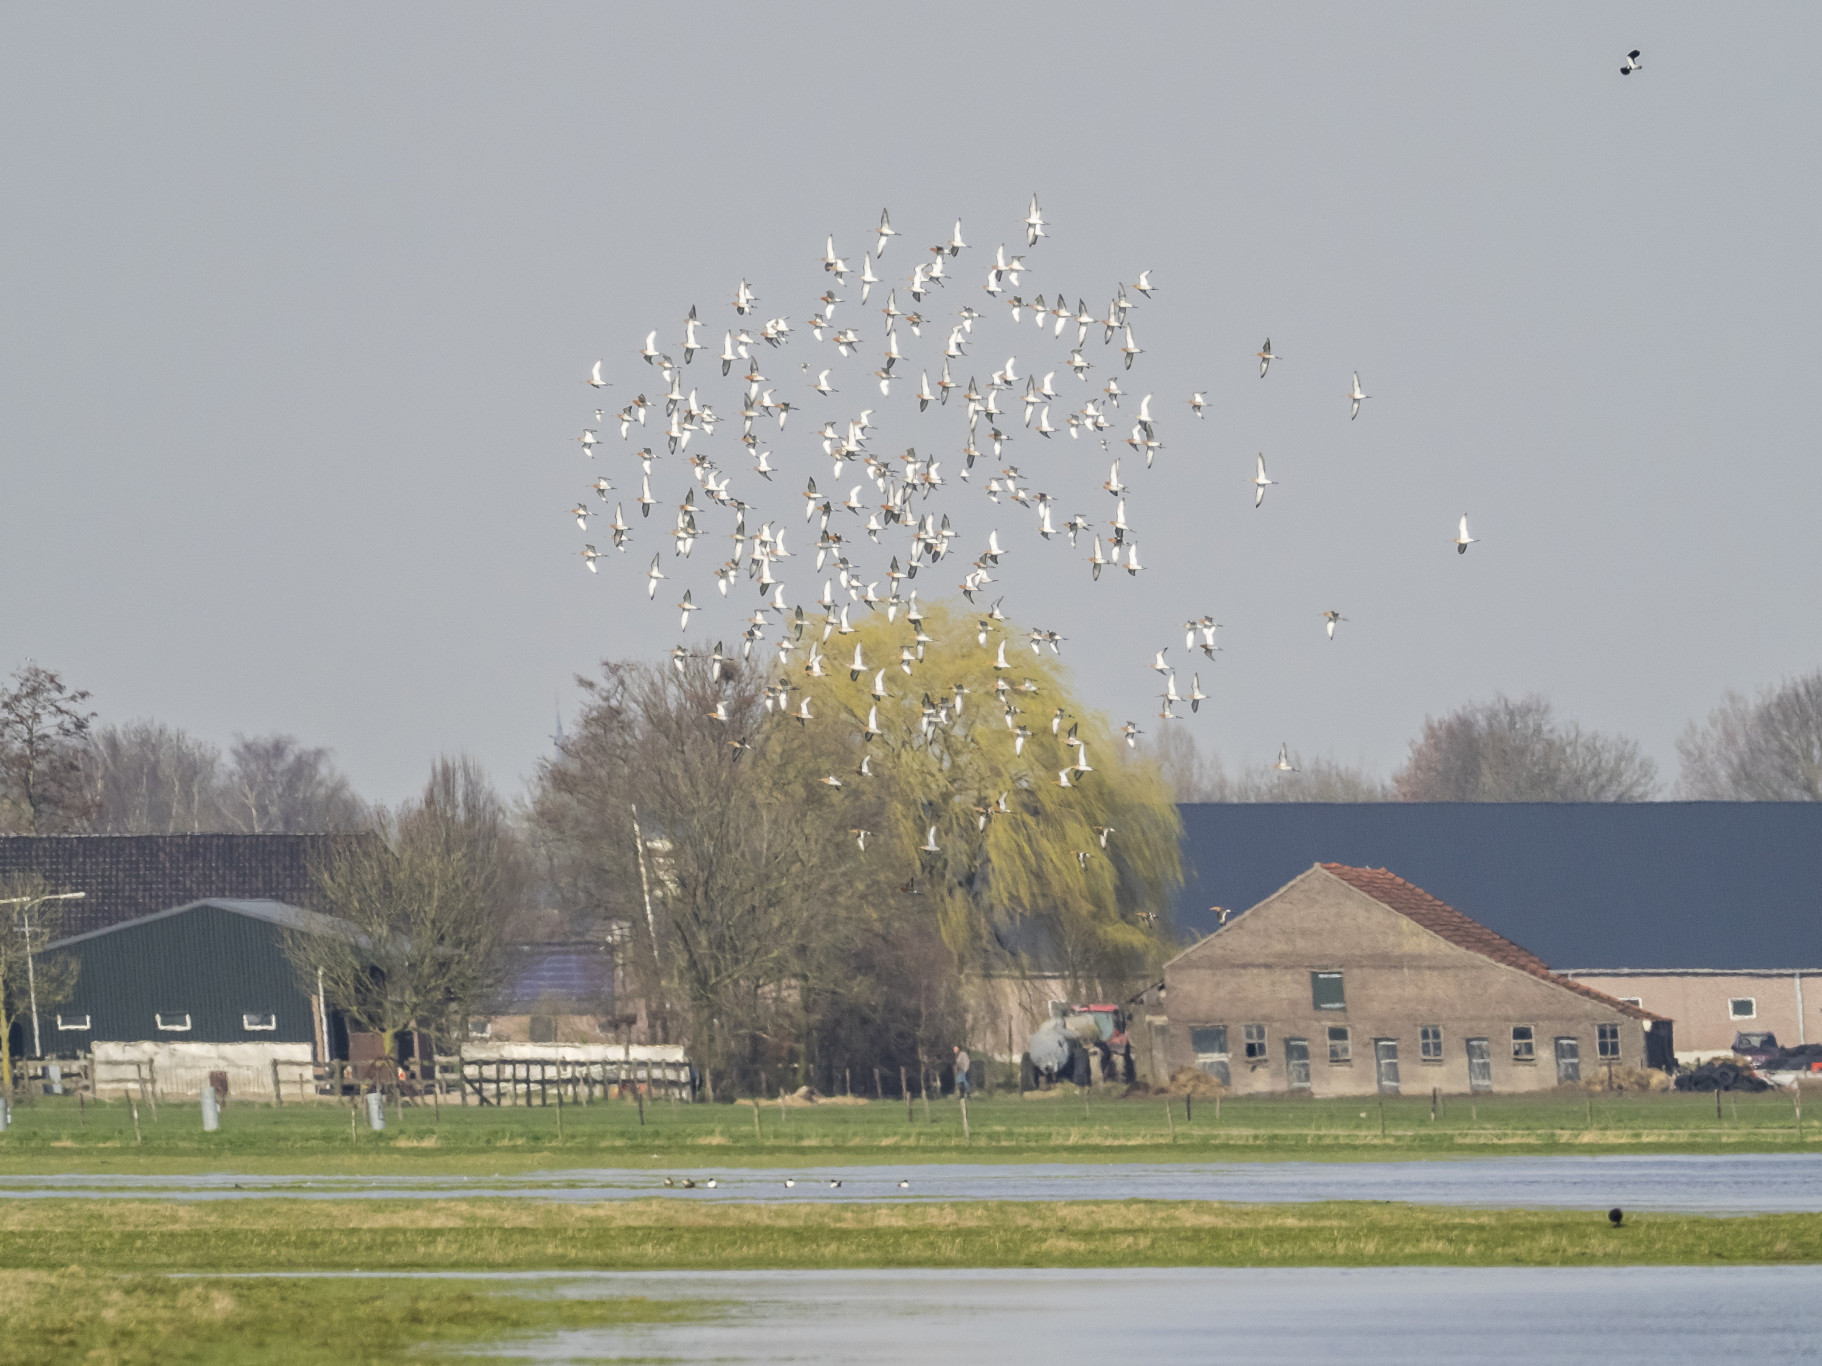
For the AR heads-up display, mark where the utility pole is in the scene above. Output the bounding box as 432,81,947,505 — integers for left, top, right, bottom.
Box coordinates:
628,805,661,959
1,891,85,1059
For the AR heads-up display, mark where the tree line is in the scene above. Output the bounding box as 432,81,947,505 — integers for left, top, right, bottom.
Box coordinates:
1152,675,1822,803
6,652,1820,1094
0,663,368,835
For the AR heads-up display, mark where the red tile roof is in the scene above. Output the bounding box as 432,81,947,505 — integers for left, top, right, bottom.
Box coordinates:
1320,864,1662,1022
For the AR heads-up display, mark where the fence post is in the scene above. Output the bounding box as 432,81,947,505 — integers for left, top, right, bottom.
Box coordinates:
752,1094,762,1141
1430,1087,1438,1122
873,1067,882,1100
960,1093,970,1142
200,1086,220,1132
366,1091,386,1131
901,1066,911,1123
1165,1099,1175,1142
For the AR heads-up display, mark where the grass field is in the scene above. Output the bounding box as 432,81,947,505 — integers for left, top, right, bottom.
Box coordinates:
5,1195,1821,1273
0,1269,695,1366
11,1197,1817,1364
0,1086,1812,1172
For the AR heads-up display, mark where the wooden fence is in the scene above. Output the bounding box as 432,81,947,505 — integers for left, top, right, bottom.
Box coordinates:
448,1056,692,1106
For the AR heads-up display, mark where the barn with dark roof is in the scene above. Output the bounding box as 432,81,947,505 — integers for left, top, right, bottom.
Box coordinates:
0,834,356,937
1158,863,1670,1096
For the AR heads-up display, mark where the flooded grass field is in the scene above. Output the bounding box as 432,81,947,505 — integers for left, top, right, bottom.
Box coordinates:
3,1152,1821,1213
0,1088,1815,1174
515,1265,1822,1365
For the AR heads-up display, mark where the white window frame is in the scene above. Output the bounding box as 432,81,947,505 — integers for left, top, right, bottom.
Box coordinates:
242,1012,277,1032
1728,997,1757,1020
56,1013,90,1031
1597,1023,1621,1060
1419,1025,1444,1063
154,1012,192,1032
1243,1023,1268,1062
1326,1025,1351,1064
1512,1025,1536,1062
1619,997,1643,1007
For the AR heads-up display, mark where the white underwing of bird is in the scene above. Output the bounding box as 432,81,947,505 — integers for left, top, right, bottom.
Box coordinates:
1620,48,1641,75
1273,743,1297,773
1322,610,1347,639
1349,372,1369,420
1252,453,1276,507
1454,514,1477,555
1257,337,1279,377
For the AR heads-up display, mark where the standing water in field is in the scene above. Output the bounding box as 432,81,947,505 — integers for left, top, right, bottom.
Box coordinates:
5,1153,1821,1212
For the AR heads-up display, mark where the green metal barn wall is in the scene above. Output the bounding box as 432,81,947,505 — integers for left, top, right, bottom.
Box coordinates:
48,905,316,1046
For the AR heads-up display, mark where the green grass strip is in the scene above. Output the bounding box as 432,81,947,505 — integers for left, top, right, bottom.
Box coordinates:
0,1268,694,1366
4,1197,1819,1272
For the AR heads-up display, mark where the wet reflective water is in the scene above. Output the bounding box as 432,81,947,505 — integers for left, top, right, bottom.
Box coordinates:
262,1267,1822,1364
6,1153,1821,1212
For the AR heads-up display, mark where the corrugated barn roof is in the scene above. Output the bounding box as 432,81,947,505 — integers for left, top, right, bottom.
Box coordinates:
1176,802,1822,971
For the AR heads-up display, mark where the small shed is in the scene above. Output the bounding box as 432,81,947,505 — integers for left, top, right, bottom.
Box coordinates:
42,898,348,1099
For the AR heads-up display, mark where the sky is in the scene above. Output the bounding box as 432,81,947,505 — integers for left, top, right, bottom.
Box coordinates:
1,4,1817,807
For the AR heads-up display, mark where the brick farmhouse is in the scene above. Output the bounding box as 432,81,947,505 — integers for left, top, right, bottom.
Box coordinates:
1159,864,1671,1096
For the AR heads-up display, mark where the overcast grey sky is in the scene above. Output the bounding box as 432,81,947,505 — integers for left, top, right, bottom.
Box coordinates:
2,4,1816,805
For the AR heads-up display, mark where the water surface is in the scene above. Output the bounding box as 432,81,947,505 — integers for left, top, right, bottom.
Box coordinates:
267,1266,1822,1364
3,1153,1819,1212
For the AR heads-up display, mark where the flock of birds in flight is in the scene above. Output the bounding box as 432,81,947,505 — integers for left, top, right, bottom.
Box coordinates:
560,50,1646,858
563,197,1457,842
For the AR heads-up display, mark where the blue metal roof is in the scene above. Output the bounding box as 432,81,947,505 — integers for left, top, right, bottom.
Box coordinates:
1174,803,1822,972
493,942,613,1013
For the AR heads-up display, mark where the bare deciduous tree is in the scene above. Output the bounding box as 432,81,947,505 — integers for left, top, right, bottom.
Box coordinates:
1145,728,1387,802
0,665,98,833
1393,694,1657,802
288,756,524,1062
1677,672,1822,799
82,721,225,833
223,735,369,833
533,658,870,1092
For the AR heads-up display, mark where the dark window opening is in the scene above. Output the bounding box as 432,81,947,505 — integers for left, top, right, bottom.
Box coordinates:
1243,1024,1267,1061
529,1015,557,1043
1512,1026,1535,1062
1327,1026,1351,1063
1311,971,1346,1011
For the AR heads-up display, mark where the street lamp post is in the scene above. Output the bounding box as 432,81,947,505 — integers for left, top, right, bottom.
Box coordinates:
1,891,86,1059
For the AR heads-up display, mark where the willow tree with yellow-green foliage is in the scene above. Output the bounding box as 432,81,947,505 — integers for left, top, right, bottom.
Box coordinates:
790,600,1182,990
532,600,1181,1095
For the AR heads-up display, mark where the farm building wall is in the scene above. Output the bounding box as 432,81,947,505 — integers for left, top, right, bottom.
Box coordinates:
1560,969,1822,1059
44,902,320,1052
1160,866,1655,1096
